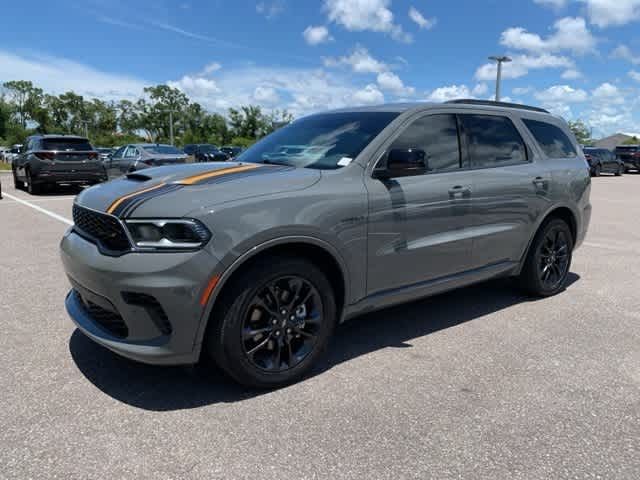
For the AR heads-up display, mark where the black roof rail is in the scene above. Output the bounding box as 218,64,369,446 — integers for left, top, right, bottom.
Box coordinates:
445,99,550,114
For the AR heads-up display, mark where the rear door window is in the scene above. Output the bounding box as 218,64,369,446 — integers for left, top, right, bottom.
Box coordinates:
459,114,528,168
522,119,577,158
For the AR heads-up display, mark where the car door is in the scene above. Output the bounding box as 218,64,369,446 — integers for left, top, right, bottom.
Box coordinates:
605,150,617,172
120,146,139,174
462,113,549,270
16,139,34,179
106,146,125,178
365,112,474,295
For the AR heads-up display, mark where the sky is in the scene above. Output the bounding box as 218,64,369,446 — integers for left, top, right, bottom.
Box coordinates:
2,0,640,137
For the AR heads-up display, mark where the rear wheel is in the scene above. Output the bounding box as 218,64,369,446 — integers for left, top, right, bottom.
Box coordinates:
26,169,40,195
593,164,601,177
520,218,573,297
12,167,20,189
206,256,337,388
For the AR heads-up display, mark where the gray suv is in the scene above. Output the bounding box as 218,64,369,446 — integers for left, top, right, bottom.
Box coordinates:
61,100,592,388
13,135,105,194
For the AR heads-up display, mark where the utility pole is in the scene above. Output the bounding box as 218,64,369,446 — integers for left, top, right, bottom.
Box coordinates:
488,56,512,102
169,110,174,146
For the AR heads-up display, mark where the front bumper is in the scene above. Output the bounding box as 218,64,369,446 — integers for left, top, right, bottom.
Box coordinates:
60,229,221,365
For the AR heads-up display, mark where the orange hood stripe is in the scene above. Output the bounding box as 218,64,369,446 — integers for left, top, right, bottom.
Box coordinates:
176,164,261,185
107,183,167,214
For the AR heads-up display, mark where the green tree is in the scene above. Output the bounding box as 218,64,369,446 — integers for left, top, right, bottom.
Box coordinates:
568,120,592,145
3,80,44,128
623,136,639,145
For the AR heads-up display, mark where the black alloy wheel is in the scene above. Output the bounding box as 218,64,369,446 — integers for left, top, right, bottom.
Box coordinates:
593,164,601,177
26,170,39,195
536,228,570,291
207,255,336,388
241,276,323,372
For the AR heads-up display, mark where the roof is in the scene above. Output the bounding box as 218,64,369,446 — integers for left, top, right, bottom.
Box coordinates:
323,100,552,116
130,143,175,147
30,134,88,139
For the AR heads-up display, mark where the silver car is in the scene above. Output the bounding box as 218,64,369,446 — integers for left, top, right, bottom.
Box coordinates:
61,100,592,387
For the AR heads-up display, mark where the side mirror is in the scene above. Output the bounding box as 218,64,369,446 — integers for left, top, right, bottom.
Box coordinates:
374,148,428,179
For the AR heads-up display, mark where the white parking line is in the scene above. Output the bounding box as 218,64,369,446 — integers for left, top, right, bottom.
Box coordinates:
2,192,73,225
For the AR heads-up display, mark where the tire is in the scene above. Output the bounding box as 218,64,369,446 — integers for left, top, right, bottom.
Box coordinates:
12,168,20,189
615,164,623,176
593,164,601,177
26,169,40,195
206,255,337,388
520,218,573,297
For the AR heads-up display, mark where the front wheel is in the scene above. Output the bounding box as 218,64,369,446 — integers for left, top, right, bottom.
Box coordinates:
206,256,337,388
593,164,601,177
12,168,20,189
519,218,573,297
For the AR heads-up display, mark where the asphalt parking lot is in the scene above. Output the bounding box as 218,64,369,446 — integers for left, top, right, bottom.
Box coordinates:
0,171,638,479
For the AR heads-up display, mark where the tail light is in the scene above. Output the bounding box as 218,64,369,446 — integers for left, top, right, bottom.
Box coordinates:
88,152,98,160
35,151,55,161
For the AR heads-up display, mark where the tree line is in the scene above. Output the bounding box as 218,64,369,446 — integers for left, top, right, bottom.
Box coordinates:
0,80,293,148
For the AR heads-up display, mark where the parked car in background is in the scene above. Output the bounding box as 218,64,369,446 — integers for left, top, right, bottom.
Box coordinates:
103,144,188,179
183,144,229,162
96,147,115,161
583,147,624,176
61,100,591,388
615,145,640,172
5,144,23,163
12,135,105,194
220,146,243,159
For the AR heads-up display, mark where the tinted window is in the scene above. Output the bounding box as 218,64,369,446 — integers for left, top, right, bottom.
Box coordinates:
124,147,139,158
42,138,93,151
183,145,196,154
237,112,399,170
461,115,527,168
523,119,577,158
142,145,183,155
388,114,461,173
615,146,639,154
112,147,126,159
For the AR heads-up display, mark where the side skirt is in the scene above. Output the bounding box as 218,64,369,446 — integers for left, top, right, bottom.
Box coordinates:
342,261,519,322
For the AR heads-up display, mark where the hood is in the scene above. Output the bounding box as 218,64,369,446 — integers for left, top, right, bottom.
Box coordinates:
75,162,320,218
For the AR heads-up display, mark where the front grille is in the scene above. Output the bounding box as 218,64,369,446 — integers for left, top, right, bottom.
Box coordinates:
73,290,128,338
73,204,130,252
121,292,172,335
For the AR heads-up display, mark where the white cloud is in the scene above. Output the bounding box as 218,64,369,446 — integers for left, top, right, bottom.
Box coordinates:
534,84,589,103
500,17,596,55
561,68,582,79
629,70,640,82
376,71,414,95
534,0,569,7
201,62,221,75
581,0,640,28
426,85,473,102
256,0,285,19
475,53,574,80
168,75,220,96
0,49,146,100
351,84,384,104
611,44,640,64
303,25,333,45
323,0,412,43
472,83,489,96
408,6,436,30
512,86,533,95
323,45,389,73
591,82,625,104
253,86,280,104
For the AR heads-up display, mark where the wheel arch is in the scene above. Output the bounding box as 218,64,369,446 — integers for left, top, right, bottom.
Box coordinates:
194,236,350,354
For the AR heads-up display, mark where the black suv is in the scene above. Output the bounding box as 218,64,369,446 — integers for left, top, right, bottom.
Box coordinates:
615,145,640,172
183,144,228,162
583,147,624,177
12,135,106,194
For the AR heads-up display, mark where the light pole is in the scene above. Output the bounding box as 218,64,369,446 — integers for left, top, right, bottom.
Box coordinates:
488,56,512,102
168,109,174,146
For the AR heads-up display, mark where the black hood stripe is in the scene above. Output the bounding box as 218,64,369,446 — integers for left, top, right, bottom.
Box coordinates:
117,184,184,218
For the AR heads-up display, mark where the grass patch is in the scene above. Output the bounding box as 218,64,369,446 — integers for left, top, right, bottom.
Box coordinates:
0,162,12,171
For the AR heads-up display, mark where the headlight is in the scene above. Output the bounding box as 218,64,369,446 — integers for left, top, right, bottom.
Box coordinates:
125,219,211,250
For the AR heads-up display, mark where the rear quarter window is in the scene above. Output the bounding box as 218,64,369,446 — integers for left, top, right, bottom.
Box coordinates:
522,119,577,159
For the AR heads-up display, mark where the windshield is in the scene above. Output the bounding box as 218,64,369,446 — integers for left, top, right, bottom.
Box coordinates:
237,112,399,169
142,145,183,155
43,138,93,151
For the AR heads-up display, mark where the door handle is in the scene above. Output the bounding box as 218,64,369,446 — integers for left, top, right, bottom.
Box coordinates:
448,185,472,199
532,176,548,188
